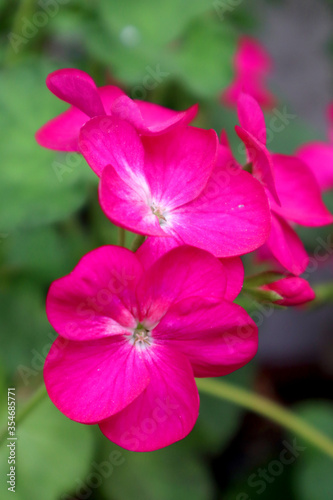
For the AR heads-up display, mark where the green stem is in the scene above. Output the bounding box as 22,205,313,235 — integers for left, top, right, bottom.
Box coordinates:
117,227,126,247
131,234,146,252
197,378,333,459
0,385,47,446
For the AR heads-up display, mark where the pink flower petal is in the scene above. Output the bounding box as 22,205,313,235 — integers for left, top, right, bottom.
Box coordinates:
137,237,243,301
141,126,218,210
237,92,267,144
220,257,244,301
46,69,105,118
235,36,272,75
153,298,257,377
44,335,150,424
135,101,198,134
79,116,145,177
110,95,146,130
36,106,88,151
110,97,198,135
169,167,271,257
46,246,143,341
262,277,315,306
296,143,333,192
265,212,309,275
136,235,181,270
98,85,126,111
270,154,333,226
99,345,199,451
235,125,280,204
222,78,276,110
99,164,165,236
136,245,227,327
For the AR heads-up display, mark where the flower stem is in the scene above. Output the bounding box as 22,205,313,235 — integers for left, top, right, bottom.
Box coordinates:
197,378,333,459
117,227,126,247
0,385,47,446
131,234,146,252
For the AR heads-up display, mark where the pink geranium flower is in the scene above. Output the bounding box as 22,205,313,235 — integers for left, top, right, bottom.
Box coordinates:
79,116,271,258
236,93,333,275
222,36,276,110
261,276,315,306
296,102,333,191
36,68,198,152
44,244,257,451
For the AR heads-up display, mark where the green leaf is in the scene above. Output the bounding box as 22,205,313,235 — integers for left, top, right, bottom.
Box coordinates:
172,17,236,98
243,287,284,304
101,441,213,500
0,397,94,500
99,0,212,49
292,401,333,500
0,278,51,377
244,271,285,288
0,59,94,232
86,6,236,99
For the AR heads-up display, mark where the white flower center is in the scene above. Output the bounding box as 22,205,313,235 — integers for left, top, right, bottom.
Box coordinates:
151,203,167,226
130,324,151,349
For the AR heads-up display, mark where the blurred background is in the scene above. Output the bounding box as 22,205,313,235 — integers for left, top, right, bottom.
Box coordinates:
0,0,333,499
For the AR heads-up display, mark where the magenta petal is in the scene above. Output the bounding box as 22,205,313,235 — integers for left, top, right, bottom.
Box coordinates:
153,298,257,377
222,79,276,111
44,336,150,424
170,168,271,257
135,101,198,134
79,116,145,177
270,154,333,226
137,246,228,327
136,236,180,270
46,246,143,340
236,36,272,75
237,92,267,143
110,95,146,130
236,125,280,204
220,257,244,301
99,164,165,236
263,277,315,306
99,345,199,451
265,212,309,275
98,85,126,111
296,143,333,192
46,68,105,117
137,239,243,300
141,126,218,210
36,106,88,152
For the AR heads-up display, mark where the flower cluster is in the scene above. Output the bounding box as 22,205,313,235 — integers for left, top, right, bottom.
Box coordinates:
38,50,332,451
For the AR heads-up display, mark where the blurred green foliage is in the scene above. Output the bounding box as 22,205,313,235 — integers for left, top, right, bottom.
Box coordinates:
0,0,332,499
